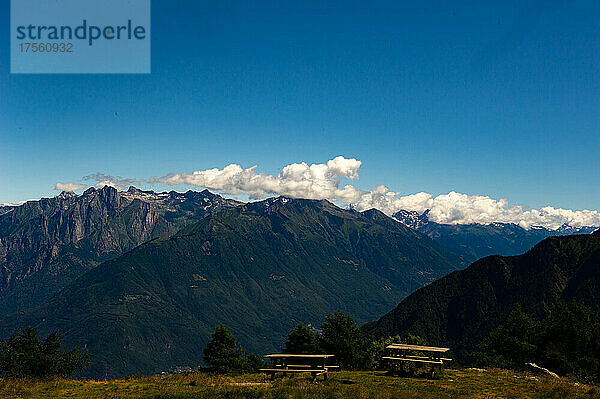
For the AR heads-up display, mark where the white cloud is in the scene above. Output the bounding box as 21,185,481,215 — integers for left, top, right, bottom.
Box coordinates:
0,200,28,207
156,156,363,201
154,156,600,230
50,157,599,230
55,182,87,192
83,173,144,191
357,188,600,229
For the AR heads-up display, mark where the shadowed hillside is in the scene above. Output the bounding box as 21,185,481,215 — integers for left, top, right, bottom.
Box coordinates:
363,230,600,359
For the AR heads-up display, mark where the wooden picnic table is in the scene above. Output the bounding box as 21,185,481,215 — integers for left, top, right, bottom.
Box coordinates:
260,354,337,381
383,344,452,378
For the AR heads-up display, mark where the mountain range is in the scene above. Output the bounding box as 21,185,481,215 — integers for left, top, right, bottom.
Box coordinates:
393,209,597,262
2,187,598,378
0,186,239,318
3,186,592,320
362,229,600,358
0,196,462,378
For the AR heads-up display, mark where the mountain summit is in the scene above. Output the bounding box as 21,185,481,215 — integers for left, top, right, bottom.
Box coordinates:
56,190,78,199
393,209,598,262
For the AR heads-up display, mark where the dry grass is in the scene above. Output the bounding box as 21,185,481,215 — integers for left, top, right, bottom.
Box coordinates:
0,368,598,398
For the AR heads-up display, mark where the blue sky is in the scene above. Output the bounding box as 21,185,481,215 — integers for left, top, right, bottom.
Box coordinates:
0,0,598,214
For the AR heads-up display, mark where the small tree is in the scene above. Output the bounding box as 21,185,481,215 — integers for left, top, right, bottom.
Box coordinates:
242,353,266,373
477,305,538,369
284,324,321,354
203,325,245,374
0,325,90,379
320,311,369,370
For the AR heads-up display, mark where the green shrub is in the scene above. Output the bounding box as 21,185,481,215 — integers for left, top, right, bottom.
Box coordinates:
476,302,600,383
476,305,538,368
0,325,90,379
242,353,266,373
320,311,372,370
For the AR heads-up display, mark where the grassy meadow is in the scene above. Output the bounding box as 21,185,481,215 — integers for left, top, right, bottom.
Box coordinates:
1,368,599,399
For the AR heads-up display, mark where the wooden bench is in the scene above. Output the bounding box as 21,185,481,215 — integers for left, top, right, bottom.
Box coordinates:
383,344,452,378
259,354,336,381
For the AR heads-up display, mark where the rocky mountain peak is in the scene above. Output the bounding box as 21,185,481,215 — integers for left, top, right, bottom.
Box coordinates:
393,209,430,230
556,223,598,235
56,191,78,200
83,187,97,196
127,186,145,194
